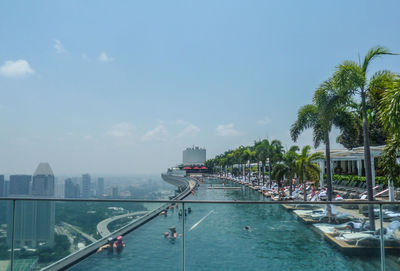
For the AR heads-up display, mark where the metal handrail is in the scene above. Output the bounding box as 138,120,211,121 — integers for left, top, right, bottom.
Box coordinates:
0,197,398,205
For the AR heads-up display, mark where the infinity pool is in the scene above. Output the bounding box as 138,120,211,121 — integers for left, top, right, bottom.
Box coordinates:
68,178,384,271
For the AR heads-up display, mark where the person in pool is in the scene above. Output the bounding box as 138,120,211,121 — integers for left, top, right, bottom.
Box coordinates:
97,237,114,254
243,225,251,231
114,236,125,254
169,226,178,239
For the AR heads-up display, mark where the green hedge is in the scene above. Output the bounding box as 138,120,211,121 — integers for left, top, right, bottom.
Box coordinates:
323,174,389,187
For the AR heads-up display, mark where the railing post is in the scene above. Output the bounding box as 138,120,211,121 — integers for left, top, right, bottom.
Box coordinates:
379,204,385,271
11,199,16,271
182,202,185,271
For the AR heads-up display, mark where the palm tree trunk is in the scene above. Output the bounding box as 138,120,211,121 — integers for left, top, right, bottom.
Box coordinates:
325,136,333,202
278,178,282,200
302,172,307,201
289,177,293,196
262,162,265,185
361,90,375,231
269,159,272,188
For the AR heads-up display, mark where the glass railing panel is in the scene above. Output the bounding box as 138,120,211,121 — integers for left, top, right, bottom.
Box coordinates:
11,199,50,271
0,199,13,271
9,199,164,270
183,202,385,271
67,201,182,271
381,203,400,271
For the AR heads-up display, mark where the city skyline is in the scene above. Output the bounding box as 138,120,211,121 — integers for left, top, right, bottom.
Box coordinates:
1,1,400,174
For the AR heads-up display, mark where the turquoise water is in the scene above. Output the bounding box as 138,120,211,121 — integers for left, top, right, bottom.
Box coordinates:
68,178,383,271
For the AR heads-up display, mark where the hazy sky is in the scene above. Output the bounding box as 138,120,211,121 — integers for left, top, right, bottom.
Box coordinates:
1,1,400,175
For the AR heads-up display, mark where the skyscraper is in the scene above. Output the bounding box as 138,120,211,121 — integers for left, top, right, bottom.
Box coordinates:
96,177,104,197
32,163,55,197
7,163,55,248
65,178,80,198
0,175,4,197
9,175,31,195
111,186,119,198
4,180,9,197
81,174,91,198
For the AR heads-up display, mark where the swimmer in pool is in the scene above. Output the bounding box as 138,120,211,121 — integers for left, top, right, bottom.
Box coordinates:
113,236,125,254
97,237,114,254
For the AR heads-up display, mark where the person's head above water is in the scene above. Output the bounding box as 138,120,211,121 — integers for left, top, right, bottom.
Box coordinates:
169,226,176,233
107,237,113,244
244,226,250,230
117,236,123,241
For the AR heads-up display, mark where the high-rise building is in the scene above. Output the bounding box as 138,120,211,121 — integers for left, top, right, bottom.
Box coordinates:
9,175,31,195
55,177,64,198
65,178,80,198
32,163,55,197
96,177,104,197
81,174,91,198
0,175,4,197
182,146,206,165
7,163,55,248
111,186,119,198
4,180,9,197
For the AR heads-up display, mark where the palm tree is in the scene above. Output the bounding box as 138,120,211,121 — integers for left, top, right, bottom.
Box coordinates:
240,148,251,182
226,152,235,176
291,79,356,201
255,140,268,185
272,163,289,199
268,140,284,185
283,146,299,196
218,157,228,176
233,146,246,178
333,46,396,230
255,139,283,187
295,146,324,201
248,149,257,183
379,75,400,200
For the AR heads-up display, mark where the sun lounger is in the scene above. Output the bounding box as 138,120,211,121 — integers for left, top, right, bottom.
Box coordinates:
341,221,400,246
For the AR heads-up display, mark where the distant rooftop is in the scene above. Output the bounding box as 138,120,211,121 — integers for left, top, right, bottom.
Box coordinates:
185,146,206,151
33,163,54,176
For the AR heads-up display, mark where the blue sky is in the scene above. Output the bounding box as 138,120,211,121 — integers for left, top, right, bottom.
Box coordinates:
1,0,400,174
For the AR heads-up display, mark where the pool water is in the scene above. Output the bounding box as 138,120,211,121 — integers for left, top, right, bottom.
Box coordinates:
68,178,383,271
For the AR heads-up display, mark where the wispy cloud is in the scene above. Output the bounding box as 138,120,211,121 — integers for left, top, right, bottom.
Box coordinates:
0,59,34,77
256,116,271,126
216,123,241,136
99,51,114,62
107,122,134,138
54,39,66,54
141,125,168,142
177,124,200,138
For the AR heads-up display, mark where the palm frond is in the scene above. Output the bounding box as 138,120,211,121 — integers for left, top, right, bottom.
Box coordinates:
379,76,400,134
362,46,396,73
290,104,318,142
368,70,396,107
333,60,364,93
